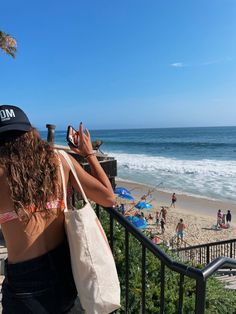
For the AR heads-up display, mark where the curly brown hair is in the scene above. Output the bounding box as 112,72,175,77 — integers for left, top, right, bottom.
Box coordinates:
0,128,60,221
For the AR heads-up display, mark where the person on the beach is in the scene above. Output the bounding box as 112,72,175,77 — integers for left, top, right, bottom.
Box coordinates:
170,193,177,208
221,212,226,224
155,210,160,224
148,213,154,224
0,105,115,313
226,210,232,224
217,209,223,228
120,203,125,215
160,218,165,234
176,218,185,245
141,211,146,222
151,234,162,245
160,206,167,222
124,207,139,217
141,194,147,201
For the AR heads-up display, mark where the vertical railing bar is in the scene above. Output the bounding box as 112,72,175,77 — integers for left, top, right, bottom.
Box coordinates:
160,262,165,314
109,214,114,252
178,273,184,314
206,245,209,265
195,279,206,314
96,203,100,219
125,229,129,313
141,245,146,314
72,189,76,207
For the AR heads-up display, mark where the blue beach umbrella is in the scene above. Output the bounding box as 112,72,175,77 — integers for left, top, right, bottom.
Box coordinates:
114,187,134,200
135,201,153,210
127,216,147,229
114,187,132,195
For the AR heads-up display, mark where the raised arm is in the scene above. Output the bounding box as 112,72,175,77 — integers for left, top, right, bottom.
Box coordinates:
67,123,115,207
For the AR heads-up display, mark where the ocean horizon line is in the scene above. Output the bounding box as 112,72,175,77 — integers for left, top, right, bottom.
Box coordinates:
38,125,236,132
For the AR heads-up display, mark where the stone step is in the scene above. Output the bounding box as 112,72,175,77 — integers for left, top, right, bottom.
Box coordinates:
216,275,236,290
216,268,236,276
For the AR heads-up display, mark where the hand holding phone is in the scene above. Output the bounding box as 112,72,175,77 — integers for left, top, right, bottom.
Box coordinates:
67,126,79,148
66,123,94,158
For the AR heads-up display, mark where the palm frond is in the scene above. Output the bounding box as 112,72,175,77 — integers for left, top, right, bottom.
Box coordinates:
0,31,17,58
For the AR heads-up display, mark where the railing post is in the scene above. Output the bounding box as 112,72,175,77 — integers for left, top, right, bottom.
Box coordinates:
96,203,100,219
206,245,210,264
46,124,56,144
109,214,114,252
195,279,206,314
178,274,184,314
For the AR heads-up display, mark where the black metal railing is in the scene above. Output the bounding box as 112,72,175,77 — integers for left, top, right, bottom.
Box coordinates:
96,205,236,314
173,238,236,266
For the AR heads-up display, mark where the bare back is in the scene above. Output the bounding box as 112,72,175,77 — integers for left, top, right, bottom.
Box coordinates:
0,158,70,263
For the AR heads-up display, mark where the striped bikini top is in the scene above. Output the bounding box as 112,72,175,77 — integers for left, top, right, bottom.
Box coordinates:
0,199,65,225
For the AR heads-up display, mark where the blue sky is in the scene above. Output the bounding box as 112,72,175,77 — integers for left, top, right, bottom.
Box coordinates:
0,0,235,130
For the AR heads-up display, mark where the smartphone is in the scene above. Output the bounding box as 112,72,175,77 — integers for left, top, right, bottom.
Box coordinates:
66,125,79,148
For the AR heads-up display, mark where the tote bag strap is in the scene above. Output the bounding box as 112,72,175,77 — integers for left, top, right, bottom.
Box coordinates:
54,150,67,205
58,150,89,204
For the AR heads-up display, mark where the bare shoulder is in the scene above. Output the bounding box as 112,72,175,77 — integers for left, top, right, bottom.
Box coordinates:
57,151,82,176
66,153,83,170
57,151,70,171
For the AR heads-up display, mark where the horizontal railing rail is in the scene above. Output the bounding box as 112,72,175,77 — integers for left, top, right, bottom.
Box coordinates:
173,238,236,265
202,256,236,278
97,205,236,314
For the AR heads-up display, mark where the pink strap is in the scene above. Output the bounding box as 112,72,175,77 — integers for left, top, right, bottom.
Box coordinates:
0,211,18,224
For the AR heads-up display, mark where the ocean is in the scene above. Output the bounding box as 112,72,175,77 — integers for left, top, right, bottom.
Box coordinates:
40,126,236,203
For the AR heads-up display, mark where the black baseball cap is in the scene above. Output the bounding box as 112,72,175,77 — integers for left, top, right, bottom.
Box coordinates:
0,105,32,134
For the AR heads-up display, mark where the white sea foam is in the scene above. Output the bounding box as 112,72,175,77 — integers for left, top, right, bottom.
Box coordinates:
107,152,236,202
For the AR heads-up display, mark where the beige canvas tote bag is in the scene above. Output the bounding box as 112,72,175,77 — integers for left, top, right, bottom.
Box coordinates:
58,150,120,314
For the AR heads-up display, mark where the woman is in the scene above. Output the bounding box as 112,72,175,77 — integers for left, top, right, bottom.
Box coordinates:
0,105,115,313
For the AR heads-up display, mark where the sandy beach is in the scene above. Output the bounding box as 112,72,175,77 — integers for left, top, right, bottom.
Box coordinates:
116,179,236,246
